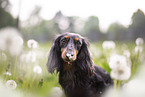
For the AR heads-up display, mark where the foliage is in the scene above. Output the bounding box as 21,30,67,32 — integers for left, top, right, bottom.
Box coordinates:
0,0,17,28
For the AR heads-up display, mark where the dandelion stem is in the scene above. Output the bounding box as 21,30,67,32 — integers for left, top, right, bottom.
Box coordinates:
25,69,32,88
117,80,121,89
114,79,117,90
31,74,37,87
13,55,17,79
0,50,2,75
0,50,2,59
25,49,33,89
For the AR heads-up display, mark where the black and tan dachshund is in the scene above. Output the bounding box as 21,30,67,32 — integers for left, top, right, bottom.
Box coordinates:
47,33,113,97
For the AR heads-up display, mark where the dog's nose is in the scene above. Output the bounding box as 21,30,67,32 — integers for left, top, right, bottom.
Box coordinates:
65,52,74,59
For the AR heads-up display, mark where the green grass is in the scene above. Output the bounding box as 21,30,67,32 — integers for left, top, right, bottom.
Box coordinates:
0,42,144,97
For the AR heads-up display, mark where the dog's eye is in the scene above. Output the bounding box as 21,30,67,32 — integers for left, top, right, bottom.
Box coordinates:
60,39,68,47
76,40,81,45
62,39,66,43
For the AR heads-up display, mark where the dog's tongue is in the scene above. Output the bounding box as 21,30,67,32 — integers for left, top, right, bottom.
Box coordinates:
68,62,71,64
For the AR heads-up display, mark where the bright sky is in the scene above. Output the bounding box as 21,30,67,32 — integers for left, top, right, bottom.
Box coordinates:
9,0,145,31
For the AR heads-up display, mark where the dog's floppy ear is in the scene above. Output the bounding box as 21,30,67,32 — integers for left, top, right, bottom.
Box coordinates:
77,38,94,75
47,35,62,73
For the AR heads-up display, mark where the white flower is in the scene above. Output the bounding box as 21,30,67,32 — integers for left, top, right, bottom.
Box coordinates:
3,72,12,76
102,41,115,49
122,79,145,97
50,87,63,97
58,17,69,30
27,51,37,62
0,40,6,51
102,87,119,97
9,36,23,56
110,65,131,80
0,52,7,61
135,46,143,53
27,39,38,49
109,54,127,69
20,51,37,63
33,65,42,74
0,79,22,97
135,37,144,46
6,80,17,89
0,27,23,56
123,50,130,58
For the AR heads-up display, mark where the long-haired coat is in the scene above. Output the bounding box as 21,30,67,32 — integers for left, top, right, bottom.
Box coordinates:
47,33,113,97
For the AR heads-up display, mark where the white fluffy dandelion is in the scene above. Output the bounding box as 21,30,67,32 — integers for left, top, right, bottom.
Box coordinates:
135,37,144,46
111,65,131,80
123,50,130,58
0,27,23,56
122,79,145,97
3,72,12,76
27,51,37,62
33,65,42,74
0,52,7,61
135,46,143,53
109,54,131,80
20,51,37,63
102,41,115,49
0,40,6,51
5,80,17,89
9,36,23,56
109,54,128,69
50,87,63,97
27,39,38,49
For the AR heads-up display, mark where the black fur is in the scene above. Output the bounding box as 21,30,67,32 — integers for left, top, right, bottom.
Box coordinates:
47,33,113,97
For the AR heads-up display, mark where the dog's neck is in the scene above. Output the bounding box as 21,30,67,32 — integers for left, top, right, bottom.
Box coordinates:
63,61,73,71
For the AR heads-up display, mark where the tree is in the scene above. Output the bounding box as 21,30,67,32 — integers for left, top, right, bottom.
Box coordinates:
129,9,145,40
107,22,127,41
84,16,103,41
0,0,16,29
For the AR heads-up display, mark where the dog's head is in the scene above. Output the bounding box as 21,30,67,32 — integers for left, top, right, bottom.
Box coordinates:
47,33,93,74
60,33,83,62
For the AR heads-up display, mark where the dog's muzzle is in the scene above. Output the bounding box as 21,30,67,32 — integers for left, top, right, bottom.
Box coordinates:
65,52,74,59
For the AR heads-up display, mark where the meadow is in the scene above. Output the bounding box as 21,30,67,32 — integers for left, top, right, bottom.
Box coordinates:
0,28,145,97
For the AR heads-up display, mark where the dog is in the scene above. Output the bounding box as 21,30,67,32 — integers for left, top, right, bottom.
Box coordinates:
47,33,113,97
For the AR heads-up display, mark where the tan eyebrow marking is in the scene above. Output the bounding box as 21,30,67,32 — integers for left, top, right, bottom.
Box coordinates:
74,38,79,41
65,36,69,39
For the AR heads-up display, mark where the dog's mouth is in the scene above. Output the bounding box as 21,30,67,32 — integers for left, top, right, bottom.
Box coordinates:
63,56,74,63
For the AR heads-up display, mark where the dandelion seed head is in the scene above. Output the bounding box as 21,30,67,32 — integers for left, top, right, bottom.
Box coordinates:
27,39,38,49
135,46,143,53
102,87,119,97
0,52,7,61
136,37,144,46
58,18,69,30
0,79,22,97
102,41,115,49
123,50,130,58
109,54,127,69
3,72,12,76
0,40,6,51
28,51,37,62
20,51,37,63
111,65,131,80
9,36,23,56
5,80,17,90
50,87,63,97
122,79,145,97
33,65,42,74
0,27,23,56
